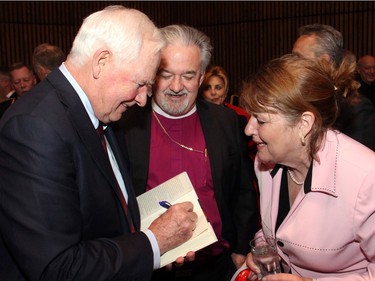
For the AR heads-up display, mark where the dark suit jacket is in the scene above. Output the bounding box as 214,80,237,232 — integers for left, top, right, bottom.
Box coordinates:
0,69,153,281
118,98,259,255
0,98,15,119
334,93,375,151
356,74,375,106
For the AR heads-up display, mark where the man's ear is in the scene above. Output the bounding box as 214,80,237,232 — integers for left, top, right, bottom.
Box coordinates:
92,49,110,79
198,71,205,87
38,65,49,80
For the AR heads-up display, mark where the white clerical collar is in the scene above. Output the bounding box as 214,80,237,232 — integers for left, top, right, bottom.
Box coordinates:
151,99,197,119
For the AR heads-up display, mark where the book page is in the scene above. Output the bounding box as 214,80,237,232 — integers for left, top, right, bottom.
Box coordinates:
136,172,218,267
137,171,196,225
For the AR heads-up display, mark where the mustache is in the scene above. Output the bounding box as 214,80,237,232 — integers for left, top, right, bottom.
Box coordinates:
164,90,189,96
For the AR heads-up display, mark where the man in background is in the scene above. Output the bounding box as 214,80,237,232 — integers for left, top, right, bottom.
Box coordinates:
292,23,375,151
356,54,375,105
9,62,37,97
0,6,197,281
32,43,66,80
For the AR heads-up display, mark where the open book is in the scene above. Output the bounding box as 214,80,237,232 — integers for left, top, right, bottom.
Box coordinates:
136,171,218,267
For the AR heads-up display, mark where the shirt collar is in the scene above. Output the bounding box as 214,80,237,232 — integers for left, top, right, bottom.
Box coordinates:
6,90,15,98
59,63,100,129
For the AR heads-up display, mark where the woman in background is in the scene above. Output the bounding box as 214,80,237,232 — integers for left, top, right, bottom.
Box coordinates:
199,65,249,120
200,65,257,161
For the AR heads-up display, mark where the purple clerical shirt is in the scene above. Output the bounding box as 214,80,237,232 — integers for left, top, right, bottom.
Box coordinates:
148,110,229,260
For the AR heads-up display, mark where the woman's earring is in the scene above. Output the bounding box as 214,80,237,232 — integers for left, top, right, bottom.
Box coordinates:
300,134,306,146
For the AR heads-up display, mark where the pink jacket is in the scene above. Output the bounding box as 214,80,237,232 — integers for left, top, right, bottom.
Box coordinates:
255,130,375,280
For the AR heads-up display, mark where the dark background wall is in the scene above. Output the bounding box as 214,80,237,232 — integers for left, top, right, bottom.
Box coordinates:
1,1,374,94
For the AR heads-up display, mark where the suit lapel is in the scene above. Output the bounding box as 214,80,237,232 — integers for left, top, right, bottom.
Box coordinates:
196,100,224,199
47,69,137,229
122,102,152,196
60,88,116,186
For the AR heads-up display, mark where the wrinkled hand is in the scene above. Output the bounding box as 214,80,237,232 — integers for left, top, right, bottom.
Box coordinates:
149,202,197,255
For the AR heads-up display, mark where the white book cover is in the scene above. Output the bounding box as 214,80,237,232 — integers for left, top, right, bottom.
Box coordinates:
136,171,218,267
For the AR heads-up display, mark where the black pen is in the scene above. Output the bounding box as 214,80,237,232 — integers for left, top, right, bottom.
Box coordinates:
159,201,172,209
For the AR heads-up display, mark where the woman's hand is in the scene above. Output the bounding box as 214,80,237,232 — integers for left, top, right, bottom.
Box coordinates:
245,252,261,280
245,253,312,281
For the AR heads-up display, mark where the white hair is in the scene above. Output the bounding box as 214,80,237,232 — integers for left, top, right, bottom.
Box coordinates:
68,5,164,67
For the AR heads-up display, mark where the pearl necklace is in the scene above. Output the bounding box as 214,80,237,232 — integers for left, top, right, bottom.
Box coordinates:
287,169,304,185
152,110,206,155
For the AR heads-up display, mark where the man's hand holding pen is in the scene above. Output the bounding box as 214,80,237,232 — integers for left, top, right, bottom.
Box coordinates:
148,201,198,255
156,200,197,270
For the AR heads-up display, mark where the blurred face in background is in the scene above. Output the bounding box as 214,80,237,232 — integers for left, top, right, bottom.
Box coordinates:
357,56,375,85
0,74,13,99
201,75,227,105
11,66,37,96
292,35,320,61
153,43,204,116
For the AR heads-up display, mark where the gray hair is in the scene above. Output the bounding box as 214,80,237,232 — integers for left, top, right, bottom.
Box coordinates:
68,5,164,67
160,24,213,71
298,23,343,68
